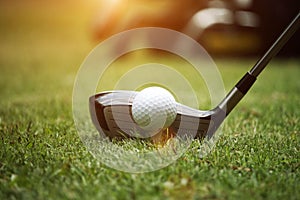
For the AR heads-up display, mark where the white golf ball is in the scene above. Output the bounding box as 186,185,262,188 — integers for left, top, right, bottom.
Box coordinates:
132,87,177,132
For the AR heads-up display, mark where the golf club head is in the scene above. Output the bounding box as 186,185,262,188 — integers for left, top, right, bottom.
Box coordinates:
89,90,226,140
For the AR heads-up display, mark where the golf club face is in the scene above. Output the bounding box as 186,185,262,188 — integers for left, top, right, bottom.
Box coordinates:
89,90,225,140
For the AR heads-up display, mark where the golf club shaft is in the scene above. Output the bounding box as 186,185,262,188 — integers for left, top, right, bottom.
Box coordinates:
250,12,300,77
219,12,300,115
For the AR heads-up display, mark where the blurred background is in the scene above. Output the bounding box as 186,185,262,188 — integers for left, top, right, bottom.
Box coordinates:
92,0,300,57
0,0,299,67
0,0,298,107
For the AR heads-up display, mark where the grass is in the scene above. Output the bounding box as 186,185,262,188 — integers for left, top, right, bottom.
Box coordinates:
0,1,299,199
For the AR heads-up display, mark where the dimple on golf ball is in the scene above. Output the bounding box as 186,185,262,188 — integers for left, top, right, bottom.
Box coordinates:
132,87,177,132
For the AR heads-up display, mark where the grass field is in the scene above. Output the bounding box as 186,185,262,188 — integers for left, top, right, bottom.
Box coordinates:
0,1,299,199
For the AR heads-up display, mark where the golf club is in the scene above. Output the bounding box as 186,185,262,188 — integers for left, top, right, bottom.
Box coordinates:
89,12,300,140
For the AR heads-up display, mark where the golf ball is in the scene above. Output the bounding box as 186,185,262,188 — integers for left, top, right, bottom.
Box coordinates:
132,87,177,132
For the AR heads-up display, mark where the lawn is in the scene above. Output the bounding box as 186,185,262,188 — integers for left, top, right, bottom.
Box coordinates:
0,1,299,199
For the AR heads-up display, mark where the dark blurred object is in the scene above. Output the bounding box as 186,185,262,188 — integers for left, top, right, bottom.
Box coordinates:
92,0,300,57
253,0,300,57
184,0,261,56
